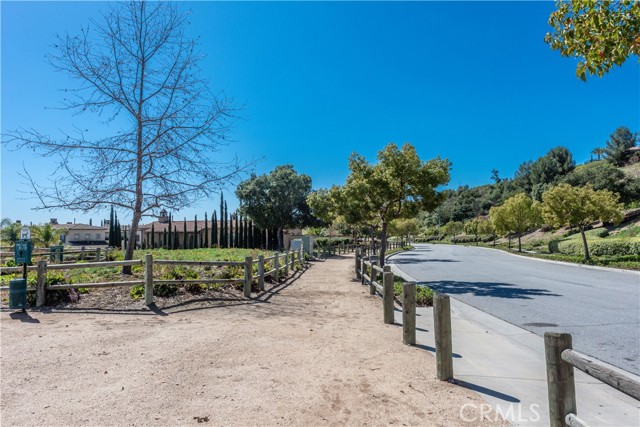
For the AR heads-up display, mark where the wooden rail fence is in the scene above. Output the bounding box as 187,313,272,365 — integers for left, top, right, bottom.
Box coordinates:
545,332,640,427
1,248,305,307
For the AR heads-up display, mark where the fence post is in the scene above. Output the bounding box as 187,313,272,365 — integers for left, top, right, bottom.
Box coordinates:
244,256,253,297
80,246,86,260
545,332,577,427
402,283,416,345
36,260,47,307
274,252,280,282
284,251,289,277
144,254,153,305
360,259,366,285
369,265,376,295
258,255,265,291
383,266,394,324
355,248,361,279
96,248,101,262
434,294,454,381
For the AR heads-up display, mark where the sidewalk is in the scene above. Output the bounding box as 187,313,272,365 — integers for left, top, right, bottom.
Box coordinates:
1,256,506,427
391,266,640,427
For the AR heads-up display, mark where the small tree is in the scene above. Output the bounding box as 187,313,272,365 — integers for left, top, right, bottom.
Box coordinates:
464,218,482,245
477,217,496,246
388,218,419,246
541,184,624,260
344,143,450,264
444,221,464,244
499,193,542,253
591,147,605,161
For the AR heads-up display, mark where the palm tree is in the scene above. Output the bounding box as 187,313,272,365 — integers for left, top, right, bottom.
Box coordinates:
591,147,605,161
31,223,66,248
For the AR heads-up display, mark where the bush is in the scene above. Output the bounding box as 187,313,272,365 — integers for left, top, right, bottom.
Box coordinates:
557,238,640,257
185,283,206,293
314,237,352,247
153,282,178,297
393,278,435,307
5,259,16,267
594,229,610,238
548,240,562,253
130,285,144,300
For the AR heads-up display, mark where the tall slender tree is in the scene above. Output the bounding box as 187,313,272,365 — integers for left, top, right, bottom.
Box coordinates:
224,201,229,248
183,218,187,249
151,223,155,249
212,210,218,247
194,215,198,249
204,212,209,248
174,226,179,249
168,213,173,249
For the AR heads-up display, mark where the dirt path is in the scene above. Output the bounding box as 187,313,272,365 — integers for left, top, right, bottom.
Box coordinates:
1,255,505,426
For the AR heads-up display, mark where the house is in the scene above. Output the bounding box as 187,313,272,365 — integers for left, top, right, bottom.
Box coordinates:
50,219,108,246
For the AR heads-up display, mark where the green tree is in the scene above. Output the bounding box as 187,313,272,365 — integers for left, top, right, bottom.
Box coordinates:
444,221,464,244
0,219,21,246
389,218,419,245
489,205,513,249
563,160,640,204
236,165,313,250
477,217,496,246
463,218,482,245
604,126,638,166
344,143,450,264
501,193,541,253
542,184,624,260
545,1,640,81
307,188,338,226
32,223,66,248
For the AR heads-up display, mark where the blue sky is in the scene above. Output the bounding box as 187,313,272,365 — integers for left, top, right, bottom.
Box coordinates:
2,1,639,226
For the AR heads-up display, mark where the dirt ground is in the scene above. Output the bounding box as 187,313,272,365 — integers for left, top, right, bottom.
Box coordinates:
1,255,506,427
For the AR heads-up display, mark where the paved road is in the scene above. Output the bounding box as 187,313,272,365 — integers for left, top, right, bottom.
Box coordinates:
388,244,640,375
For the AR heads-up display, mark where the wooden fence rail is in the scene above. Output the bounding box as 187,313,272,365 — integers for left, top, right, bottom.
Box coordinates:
1,248,305,307
545,332,640,427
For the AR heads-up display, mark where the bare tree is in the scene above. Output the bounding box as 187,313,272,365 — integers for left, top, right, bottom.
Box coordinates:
4,2,249,272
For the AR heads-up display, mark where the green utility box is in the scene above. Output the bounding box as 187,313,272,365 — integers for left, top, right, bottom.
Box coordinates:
50,245,64,263
14,240,32,265
9,279,27,309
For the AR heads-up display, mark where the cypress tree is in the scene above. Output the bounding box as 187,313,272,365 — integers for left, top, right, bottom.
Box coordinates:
224,201,228,248
183,218,187,249
115,217,121,248
249,221,254,248
174,226,179,249
235,212,239,248
163,228,167,248
212,210,218,247
238,212,243,248
151,223,155,248
194,215,198,249
244,219,249,248
168,213,173,249
204,212,209,248
220,193,225,248
109,206,115,246
123,225,128,250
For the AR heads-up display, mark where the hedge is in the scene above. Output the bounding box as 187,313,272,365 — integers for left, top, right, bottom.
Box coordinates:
557,238,640,257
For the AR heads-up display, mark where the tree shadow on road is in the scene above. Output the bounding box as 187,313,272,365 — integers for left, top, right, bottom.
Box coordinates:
420,281,562,299
389,258,459,264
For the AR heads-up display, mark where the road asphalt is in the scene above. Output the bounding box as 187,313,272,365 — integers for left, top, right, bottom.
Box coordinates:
386,246,640,426
387,243,640,375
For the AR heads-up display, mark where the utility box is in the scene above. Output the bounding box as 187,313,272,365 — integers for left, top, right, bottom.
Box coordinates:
50,245,64,263
9,278,27,309
290,239,303,253
14,240,32,265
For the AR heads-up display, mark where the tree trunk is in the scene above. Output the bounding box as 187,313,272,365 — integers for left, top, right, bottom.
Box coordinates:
508,234,512,250
380,222,388,267
277,226,284,251
518,230,522,253
123,211,141,274
580,227,590,260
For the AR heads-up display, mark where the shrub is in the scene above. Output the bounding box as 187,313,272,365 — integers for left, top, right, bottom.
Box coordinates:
5,259,16,267
594,229,610,238
153,282,178,297
130,285,144,300
557,238,640,257
548,240,562,253
393,278,435,307
185,283,206,293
